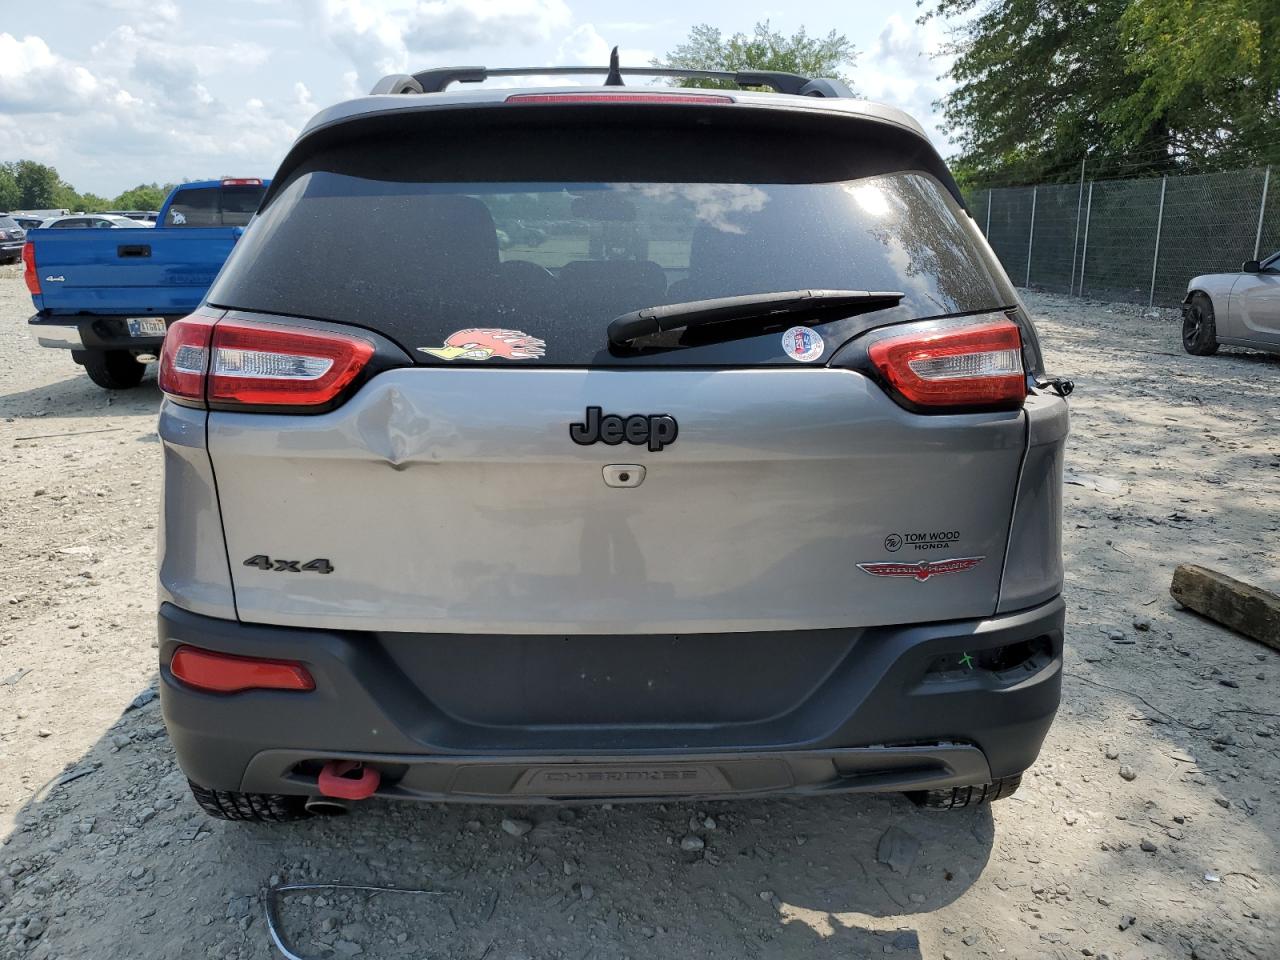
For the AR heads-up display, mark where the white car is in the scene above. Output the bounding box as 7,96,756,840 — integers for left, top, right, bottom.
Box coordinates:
1183,251,1280,355
38,214,151,230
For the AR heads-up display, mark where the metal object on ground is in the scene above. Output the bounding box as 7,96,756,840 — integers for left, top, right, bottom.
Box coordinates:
265,883,447,960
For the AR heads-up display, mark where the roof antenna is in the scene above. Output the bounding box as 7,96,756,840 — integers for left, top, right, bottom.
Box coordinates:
604,46,624,86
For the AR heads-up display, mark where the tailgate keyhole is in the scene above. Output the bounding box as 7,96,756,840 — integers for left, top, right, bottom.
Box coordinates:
603,465,645,488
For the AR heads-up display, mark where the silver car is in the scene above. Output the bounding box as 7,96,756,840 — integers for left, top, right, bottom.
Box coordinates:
1183,251,1280,355
154,62,1070,822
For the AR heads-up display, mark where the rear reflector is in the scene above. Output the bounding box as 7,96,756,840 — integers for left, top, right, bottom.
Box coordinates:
505,92,733,105
868,317,1026,410
170,645,315,694
158,313,217,402
158,315,374,410
21,242,39,296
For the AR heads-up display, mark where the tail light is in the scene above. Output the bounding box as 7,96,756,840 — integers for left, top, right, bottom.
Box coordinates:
170,645,314,694
866,315,1026,410
220,177,263,186
159,314,374,410
21,242,39,296
158,312,217,402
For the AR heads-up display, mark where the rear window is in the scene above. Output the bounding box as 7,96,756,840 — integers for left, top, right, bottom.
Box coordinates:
166,185,265,227
209,121,1015,367
0,216,18,231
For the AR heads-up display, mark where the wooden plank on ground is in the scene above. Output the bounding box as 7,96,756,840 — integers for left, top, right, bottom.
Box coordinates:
1170,564,1280,652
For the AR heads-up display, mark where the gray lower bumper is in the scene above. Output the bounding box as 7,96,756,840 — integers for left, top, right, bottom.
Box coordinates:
159,598,1064,802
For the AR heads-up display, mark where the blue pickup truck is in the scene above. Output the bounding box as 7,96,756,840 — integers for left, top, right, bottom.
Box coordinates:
24,178,268,389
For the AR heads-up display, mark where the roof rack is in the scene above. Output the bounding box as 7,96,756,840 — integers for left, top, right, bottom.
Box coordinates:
371,47,852,99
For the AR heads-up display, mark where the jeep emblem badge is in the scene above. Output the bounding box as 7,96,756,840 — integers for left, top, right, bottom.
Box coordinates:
570,406,678,452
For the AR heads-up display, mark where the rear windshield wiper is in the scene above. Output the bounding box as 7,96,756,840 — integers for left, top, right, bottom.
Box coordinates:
607,289,905,346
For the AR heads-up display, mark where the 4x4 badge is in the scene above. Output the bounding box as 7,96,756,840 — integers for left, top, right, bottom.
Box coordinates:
857,556,984,582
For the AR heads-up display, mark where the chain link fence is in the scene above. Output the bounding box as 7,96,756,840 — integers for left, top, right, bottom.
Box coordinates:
965,166,1278,307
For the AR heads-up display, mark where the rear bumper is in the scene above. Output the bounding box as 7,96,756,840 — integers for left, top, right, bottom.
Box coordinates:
0,240,22,259
159,597,1064,802
27,313,171,351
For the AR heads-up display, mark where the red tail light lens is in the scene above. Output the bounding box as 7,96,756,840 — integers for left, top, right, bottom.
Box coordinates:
21,242,39,295
207,319,374,407
170,645,314,694
868,316,1026,410
505,92,733,105
158,313,217,402
158,315,374,410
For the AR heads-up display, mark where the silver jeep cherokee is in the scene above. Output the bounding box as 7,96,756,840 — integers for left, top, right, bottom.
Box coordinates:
156,61,1069,821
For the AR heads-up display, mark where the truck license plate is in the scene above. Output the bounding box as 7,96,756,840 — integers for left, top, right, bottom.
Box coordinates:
127,317,166,338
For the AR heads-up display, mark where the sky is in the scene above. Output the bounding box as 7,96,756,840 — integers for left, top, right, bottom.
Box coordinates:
0,0,959,197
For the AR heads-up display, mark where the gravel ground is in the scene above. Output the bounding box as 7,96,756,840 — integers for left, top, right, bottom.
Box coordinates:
0,264,1277,960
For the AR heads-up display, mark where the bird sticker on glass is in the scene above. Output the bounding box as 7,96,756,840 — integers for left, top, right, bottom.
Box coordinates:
420,328,546,361
781,325,824,363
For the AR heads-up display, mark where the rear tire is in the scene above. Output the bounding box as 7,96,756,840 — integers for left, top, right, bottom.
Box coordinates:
78,349,146,389
908,773,1022,811
188,780,309,822
1182,294,1219,356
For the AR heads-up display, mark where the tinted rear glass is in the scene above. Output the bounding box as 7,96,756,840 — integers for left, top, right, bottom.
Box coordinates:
210,121,1014,367
166,185,265,227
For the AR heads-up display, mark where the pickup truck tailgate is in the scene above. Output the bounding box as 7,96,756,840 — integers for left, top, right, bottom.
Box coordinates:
28,227,241,315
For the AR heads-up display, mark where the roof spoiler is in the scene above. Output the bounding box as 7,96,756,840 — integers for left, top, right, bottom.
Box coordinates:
371,47,853,99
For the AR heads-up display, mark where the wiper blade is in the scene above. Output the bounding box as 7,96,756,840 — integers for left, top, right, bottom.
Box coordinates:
607,289,905,345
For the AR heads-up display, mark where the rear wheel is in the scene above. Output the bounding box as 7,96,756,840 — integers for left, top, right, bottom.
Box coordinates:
77,349,146,389
187,780,309,822
908,773,1022,811
1182,294,1219,356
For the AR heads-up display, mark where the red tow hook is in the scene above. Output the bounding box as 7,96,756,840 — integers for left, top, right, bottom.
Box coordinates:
317,760,381,801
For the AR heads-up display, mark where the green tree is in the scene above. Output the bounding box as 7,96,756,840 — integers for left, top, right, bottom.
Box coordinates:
1110,0,1280,170
52,180,83,212
0,166,19,211
113,183,171,211
11,160,61,208
653,21,856,91
923,0,1280,187
77,192,111,213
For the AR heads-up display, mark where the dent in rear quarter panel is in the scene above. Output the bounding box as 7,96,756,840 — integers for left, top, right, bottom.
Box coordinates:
996,393,1068,612
158,400,237,619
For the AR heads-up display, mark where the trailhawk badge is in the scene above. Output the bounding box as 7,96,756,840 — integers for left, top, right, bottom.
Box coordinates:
857,556,985,582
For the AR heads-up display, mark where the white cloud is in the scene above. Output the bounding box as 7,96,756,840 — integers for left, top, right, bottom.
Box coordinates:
856,14,954,151
305,0,409,85
304,0,573,90
404,0,572,51
0,15,316,195
0,34,109,114
554,23,652,68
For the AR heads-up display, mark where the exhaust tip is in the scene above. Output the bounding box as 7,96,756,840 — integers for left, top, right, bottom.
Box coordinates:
304,795,353,816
